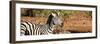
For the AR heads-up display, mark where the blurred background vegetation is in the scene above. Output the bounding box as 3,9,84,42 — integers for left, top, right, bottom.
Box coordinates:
21,8,92,18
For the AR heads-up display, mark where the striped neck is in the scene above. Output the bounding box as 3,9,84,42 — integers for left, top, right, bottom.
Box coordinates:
47,24,54,34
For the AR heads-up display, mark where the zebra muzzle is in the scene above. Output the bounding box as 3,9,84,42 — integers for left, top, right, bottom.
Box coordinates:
60,23,63,27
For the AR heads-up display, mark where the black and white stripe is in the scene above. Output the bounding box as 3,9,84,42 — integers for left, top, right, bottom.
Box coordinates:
20,13,63,35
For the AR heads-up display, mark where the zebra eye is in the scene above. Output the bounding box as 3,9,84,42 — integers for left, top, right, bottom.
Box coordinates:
53,21,55,25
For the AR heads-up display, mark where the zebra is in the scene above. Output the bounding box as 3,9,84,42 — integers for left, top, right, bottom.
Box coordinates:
20,12,63,35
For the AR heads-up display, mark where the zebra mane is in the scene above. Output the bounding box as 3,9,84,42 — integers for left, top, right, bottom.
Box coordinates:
46,14,53,26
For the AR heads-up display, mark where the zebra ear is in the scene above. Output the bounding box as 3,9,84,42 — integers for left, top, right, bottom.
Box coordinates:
51,13,57,17
57,12,60,16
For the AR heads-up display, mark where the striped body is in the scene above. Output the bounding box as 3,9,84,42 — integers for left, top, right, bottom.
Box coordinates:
21,12,63,35
21,22,53,35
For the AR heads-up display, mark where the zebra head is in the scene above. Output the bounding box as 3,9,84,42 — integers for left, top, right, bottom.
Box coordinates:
47,12,63,29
